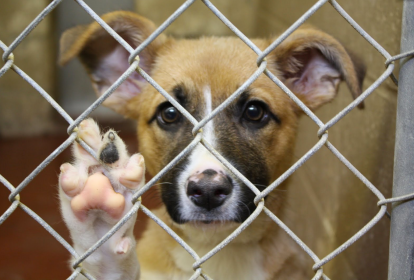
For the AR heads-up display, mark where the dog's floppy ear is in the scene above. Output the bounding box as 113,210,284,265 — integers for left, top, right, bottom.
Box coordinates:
270,28,365,111
59,11,166,115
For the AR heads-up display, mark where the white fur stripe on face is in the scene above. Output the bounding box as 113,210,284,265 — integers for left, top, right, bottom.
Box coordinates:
175,85,241,222
202,85,215,145
181,85,219,177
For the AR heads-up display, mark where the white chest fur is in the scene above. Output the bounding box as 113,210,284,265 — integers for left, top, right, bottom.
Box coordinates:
169,240,268,280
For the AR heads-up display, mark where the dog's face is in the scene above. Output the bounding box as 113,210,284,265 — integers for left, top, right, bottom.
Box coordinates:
133,37,301,224
61,12,364,226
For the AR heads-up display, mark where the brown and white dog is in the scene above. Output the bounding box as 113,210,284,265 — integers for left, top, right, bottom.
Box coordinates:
58,11,364,280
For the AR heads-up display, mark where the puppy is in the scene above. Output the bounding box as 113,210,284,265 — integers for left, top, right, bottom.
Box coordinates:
59,11,364,280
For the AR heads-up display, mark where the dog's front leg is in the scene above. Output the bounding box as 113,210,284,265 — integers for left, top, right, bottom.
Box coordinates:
59,119,144,280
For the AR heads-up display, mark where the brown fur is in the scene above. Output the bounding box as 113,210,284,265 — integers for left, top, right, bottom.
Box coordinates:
60,11,364,279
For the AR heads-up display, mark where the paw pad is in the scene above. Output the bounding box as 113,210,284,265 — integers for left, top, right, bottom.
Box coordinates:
71,173,126,221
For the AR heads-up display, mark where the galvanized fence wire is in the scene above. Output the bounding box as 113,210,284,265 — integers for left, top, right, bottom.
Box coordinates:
0,0,413,279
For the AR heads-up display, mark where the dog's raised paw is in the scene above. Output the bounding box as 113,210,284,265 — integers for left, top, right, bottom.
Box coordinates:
59,118,144,261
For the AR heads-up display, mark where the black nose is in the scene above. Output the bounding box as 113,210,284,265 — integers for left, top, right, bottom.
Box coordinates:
186,169,233,211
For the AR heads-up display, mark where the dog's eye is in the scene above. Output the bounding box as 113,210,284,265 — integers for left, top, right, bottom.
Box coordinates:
243,102,265,122
160,105,180,124
154,102,182,129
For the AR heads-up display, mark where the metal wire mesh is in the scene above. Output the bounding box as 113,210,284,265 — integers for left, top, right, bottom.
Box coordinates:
0,0,413,279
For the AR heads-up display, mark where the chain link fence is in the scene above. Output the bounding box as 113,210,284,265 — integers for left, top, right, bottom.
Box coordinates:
0,0,413,279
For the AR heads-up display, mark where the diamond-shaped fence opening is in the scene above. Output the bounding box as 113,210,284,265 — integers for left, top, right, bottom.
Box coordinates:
0,0,413,279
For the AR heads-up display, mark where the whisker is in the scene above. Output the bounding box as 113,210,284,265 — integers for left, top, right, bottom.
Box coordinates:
151,182,173,186
253,183,287,192
238,200,252,218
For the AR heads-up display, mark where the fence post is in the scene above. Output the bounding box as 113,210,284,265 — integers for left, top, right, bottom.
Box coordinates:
388,1,414,279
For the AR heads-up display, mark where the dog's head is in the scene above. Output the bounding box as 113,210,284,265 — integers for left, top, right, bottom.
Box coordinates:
61,11,364,226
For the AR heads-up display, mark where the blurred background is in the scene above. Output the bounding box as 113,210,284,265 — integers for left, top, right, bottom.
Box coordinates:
0,0,402,279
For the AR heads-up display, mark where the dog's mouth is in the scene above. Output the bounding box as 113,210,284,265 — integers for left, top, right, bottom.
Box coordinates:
201,220,217,224
176,201,253,225
188,220,229,225
186,219,240,231
191,217,237,224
